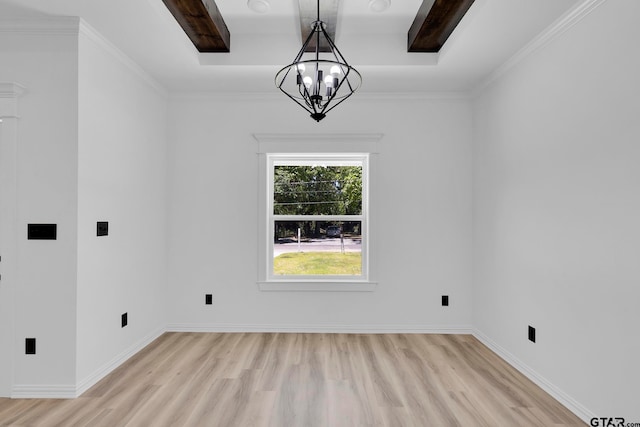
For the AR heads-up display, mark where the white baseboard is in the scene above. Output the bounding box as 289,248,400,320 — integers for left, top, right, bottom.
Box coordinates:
13,326,165,399
12,384,77,399
472,328,595,424
74,325,165,398
166,323,473,334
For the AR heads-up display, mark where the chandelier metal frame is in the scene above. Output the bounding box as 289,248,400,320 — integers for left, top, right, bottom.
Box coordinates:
275,0,362,122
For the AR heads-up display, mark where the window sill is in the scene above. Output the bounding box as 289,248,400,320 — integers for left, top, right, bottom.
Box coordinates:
258,281,377,292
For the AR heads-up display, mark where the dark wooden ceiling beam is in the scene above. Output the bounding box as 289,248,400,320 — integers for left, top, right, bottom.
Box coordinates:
408,0,475,52
298,0,339,52
162,0,230,52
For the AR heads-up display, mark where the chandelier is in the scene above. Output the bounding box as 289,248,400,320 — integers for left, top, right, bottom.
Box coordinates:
275,0,362,122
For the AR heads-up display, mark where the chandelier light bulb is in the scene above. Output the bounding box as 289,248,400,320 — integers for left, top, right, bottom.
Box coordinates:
330,65,342,76
324,75,334,87
303,76,313,89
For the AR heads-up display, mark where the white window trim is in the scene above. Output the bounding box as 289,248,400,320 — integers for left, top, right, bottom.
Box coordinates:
267,153,369,282
255,134,381,292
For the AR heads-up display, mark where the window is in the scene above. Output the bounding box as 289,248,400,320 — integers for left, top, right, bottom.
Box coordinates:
255,133,381,292
266,153,369,283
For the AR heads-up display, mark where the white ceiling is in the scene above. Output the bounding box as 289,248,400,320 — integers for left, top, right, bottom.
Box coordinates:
0,0,582,93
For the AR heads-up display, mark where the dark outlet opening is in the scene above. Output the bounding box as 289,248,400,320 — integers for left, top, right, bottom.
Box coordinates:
25,338,36,355
528,326,536,343
441,295,449,306
121,313,128,328
28,224,57,240
205,294,213,305
97,221,109,236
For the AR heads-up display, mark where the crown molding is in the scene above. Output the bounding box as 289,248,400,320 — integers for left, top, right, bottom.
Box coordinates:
170,92,280,101
0,83,25,98
0,83,26,119
78,19,168,98
472,0,608,97
170,90,470,102
358,91,471,101
0,17,167,98
0,16,80,35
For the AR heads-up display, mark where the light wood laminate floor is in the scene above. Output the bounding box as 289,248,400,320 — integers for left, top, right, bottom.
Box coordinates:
0,333,585,426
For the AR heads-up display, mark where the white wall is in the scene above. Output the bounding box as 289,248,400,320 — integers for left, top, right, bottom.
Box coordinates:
0,24,79,392
472,0,640,420
76,25,168,387
0,18,168,397
166,94,473,331
0,84,22,397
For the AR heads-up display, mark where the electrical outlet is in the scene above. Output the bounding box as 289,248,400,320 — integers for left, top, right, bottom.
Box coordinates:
441,295,449,306
25,338,36,355
27,224,57,240
528,326,536,343
121,313,128,328
97,221,109,236
205,294,213,305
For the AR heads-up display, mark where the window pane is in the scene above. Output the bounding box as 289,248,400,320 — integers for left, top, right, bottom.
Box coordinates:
273,166,362,215
273,220,362,276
